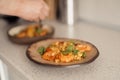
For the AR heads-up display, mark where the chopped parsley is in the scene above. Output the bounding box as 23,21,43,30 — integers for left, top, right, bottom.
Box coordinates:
73,50,79,55
66,45,74,52
62,44,79,55
37,47,45,55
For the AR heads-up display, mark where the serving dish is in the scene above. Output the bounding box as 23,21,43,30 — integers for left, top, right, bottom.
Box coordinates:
7,24,54,44
26,38,99,66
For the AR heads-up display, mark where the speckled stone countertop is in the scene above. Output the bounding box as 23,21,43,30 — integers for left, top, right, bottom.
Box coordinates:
0,19,120,80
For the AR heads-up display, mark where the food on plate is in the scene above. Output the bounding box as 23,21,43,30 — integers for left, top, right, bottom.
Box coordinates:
27,38,99,66
8,24,54,44
16,24,48,38
37,40,91,63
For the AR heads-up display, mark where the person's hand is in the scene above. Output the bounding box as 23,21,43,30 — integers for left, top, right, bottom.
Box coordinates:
16,0,49,21
0,0,49,21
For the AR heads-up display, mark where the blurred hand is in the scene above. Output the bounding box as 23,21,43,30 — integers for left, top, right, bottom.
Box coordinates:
16,0,49,21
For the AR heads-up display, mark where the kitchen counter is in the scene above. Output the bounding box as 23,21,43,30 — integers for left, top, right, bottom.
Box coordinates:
0,19,120,80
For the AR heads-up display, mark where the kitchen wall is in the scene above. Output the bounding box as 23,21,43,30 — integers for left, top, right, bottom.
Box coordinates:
78,0,120,30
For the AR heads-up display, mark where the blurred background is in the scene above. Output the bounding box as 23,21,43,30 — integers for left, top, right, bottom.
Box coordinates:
1,0,120,30
78,0,120,30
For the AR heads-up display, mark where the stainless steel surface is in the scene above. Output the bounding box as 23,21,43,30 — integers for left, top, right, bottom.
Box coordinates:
58,0,78,25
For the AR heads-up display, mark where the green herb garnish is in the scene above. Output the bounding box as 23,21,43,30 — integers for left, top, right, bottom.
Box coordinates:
61,45,74,55
73,50,79,55
66,45,74,52
62,45,79,55
37,47,45,55
81,52,86,58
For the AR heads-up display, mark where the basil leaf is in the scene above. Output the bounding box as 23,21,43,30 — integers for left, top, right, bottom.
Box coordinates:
81,52,86,58
37,47,45,55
